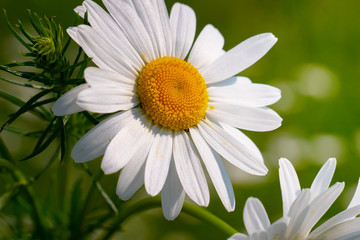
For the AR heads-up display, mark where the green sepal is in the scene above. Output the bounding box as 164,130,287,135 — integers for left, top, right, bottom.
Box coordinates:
16,20,36,44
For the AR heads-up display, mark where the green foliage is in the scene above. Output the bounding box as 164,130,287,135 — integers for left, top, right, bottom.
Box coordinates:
0,10,119,239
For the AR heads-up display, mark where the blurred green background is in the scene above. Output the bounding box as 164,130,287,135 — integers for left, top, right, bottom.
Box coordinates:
1,0,360,239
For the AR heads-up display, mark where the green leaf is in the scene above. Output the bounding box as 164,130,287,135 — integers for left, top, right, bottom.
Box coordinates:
20,98,56,113
0,65,52,84
20,128,58,161
64,78,85,85
33,117,56,151
0,90,47,120
0,76,52,90
4,10,33,52
0,89,52,133
28,10,46,36
62,36,71,56
4,61,36,67
82,111,99,125
1,126,44,138
16,20,36,44
76,56,91,79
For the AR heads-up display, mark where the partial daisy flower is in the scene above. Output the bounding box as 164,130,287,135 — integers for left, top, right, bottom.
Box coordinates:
229,158,360,240
52,0,282,220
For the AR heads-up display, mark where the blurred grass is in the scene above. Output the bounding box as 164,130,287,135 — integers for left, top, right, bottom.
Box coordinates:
1,0,360,239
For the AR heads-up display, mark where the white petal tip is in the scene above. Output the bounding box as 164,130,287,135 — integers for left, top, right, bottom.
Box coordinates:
74,5,86,18
279,157,290,166
226,205,235,212
51,105,63,116
163,213,178,221
145,186,160,197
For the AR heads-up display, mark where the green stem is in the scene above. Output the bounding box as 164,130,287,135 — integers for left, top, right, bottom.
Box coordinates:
103,198,237,239
81,163,118,215
182,202,238,236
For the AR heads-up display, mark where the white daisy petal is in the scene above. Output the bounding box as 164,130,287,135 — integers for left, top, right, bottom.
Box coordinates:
76,87,138,113
243,198,270,235
312,219,360,240
132,0,171,58
101,112,151,174
103,0,156,62
347,178,360,209
197,119,267,175
219,122,263,162
84,67,136,90
74,25,138,79
83,0,144,71
188,24,225,70
145,126,173,196
71,109,134,163
156,0,173,55
116,124,155,200
310,158,336,197
202,33,277,84
286,190,312,238
52,84,88,116
161,160,185,221
228,233,249,240
308,205,360,239
206,103,282,132
298,182,345,237
74,5,86,18
190,127,235,212
208,77,281,107
116,162,145,201
279,158,301,217
173,131,209,206
266,220,288,240
68,27,122,74
169,3,196,59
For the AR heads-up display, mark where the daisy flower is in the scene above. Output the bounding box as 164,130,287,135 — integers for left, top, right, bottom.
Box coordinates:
229,158,360,240
52,0,282,220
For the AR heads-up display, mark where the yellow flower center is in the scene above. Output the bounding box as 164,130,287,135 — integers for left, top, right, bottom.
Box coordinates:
138,57,208,131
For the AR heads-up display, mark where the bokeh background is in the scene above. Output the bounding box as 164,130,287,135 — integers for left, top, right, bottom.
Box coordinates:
1,0,360,239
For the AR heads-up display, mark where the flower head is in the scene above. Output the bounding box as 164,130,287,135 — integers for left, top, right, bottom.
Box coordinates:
27,13,67,73
52,0,282,220
229,158,360,240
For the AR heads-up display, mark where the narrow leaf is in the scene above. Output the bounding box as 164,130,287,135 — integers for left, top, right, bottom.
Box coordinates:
4,61,36,67
16,21,36,43
0,76,51,90
33,117,56,151
0,89,51,133
4,10,33,52
0,90,47,120
20,128,58,161
82,112,99,125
